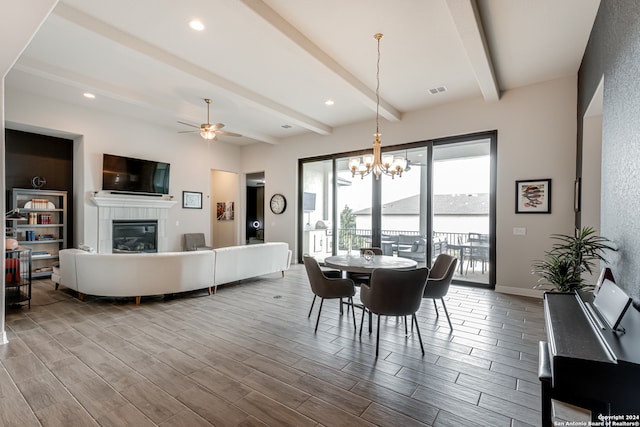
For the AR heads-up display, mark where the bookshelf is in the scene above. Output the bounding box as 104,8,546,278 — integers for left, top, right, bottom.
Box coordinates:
10,189,67,279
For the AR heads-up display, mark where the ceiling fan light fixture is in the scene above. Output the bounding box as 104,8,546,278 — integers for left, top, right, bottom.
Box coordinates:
200,98,215,140
200,130,216,140
177,98,241,140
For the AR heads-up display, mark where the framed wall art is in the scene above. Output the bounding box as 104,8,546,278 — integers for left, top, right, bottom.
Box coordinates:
182,191,202,209
515,179,551,213
217,201,235,220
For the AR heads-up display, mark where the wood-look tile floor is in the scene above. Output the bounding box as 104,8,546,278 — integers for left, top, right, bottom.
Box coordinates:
1,265,546,426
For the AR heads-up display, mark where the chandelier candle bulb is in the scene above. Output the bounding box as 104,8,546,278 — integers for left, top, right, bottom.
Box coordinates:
382,154,394,168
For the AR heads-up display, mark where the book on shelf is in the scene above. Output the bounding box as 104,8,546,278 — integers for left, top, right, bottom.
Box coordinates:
32,251,51,257
38,213,52,224
36,234,56,240
30,199,53,210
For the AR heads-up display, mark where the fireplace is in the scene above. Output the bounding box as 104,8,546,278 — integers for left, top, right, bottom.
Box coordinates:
91,192,177,253
112,220,158,253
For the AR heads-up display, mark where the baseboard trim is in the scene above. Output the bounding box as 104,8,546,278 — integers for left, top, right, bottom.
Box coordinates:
495,285,545,299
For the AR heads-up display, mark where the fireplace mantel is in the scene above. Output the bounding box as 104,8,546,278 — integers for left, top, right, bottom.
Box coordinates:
90,192,177,209
91,192,176,253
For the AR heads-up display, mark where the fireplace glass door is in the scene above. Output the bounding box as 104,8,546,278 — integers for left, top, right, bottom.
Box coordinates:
112,220,158,253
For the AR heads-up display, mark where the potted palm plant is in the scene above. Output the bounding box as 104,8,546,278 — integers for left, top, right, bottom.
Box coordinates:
532,226,616,292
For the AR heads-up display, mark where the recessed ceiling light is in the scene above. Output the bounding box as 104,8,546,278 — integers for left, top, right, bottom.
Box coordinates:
83,93,95,99
325,99,334,106
189,20,205,31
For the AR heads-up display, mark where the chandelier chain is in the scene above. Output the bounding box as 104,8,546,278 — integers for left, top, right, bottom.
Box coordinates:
375,33,381,136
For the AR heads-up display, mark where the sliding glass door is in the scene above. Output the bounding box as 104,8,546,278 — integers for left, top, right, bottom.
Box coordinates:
300,160,333,263
380,146,429,261
299,131,495,287
335,158,373,256
432,139,491,284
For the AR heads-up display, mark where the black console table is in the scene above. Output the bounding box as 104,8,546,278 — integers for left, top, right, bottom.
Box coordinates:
5,247,32,308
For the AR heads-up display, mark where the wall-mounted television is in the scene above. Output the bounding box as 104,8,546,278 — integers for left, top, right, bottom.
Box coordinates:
102,153,171,195
303,192,316,212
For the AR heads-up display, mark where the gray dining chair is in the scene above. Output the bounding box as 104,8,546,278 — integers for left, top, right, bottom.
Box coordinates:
424,253,458,330
183,233,213,251
347,247,383,286
360,267,430,357
303,256,357,332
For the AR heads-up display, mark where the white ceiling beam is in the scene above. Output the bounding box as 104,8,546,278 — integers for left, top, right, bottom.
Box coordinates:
0,0,58,77
51,3,331,139
446,0,500,102
13,58,279,145
239,0,402,122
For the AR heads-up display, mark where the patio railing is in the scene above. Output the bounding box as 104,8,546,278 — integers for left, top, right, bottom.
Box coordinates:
336,228,472,251
329,228,489,282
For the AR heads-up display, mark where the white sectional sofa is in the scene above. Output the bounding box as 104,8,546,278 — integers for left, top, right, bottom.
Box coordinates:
213,243,292,286
53,242,292,304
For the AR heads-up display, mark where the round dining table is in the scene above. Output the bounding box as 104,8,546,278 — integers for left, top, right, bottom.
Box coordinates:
324,254,417,274
324,254,418,334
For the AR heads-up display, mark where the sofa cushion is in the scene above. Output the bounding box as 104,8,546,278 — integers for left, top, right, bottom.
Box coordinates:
74,250,215,297
214,242,291,285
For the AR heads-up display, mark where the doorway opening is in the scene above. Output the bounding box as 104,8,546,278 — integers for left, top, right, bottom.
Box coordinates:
246,172,265,244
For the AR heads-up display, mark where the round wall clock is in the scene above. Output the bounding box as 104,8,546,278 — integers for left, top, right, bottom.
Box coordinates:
270,193,287,214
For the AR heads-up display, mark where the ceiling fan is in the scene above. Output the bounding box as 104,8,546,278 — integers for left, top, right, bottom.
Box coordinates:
404,159,426,172
178,98,242,140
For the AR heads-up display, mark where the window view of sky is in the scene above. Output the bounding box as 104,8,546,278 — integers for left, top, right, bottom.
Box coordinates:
434,157,490,195
338,156,490,210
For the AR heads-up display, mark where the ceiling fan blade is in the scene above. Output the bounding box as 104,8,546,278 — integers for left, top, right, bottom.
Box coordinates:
212,123,225,130
216,130,242,137
177,130,198,134
177,120,200,129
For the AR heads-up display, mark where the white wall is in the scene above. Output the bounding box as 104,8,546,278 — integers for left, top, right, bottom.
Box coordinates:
5,75,577,296
241,76,578,296
5,90,242,252
1,0,59,344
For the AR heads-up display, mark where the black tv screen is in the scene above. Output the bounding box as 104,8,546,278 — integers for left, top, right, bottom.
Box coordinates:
102,154,170,195
303,192,316,211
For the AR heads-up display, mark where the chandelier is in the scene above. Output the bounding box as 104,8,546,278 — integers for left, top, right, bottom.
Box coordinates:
349,33,406,180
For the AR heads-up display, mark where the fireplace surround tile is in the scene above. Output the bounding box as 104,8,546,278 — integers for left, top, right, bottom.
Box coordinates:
91,193,177,253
